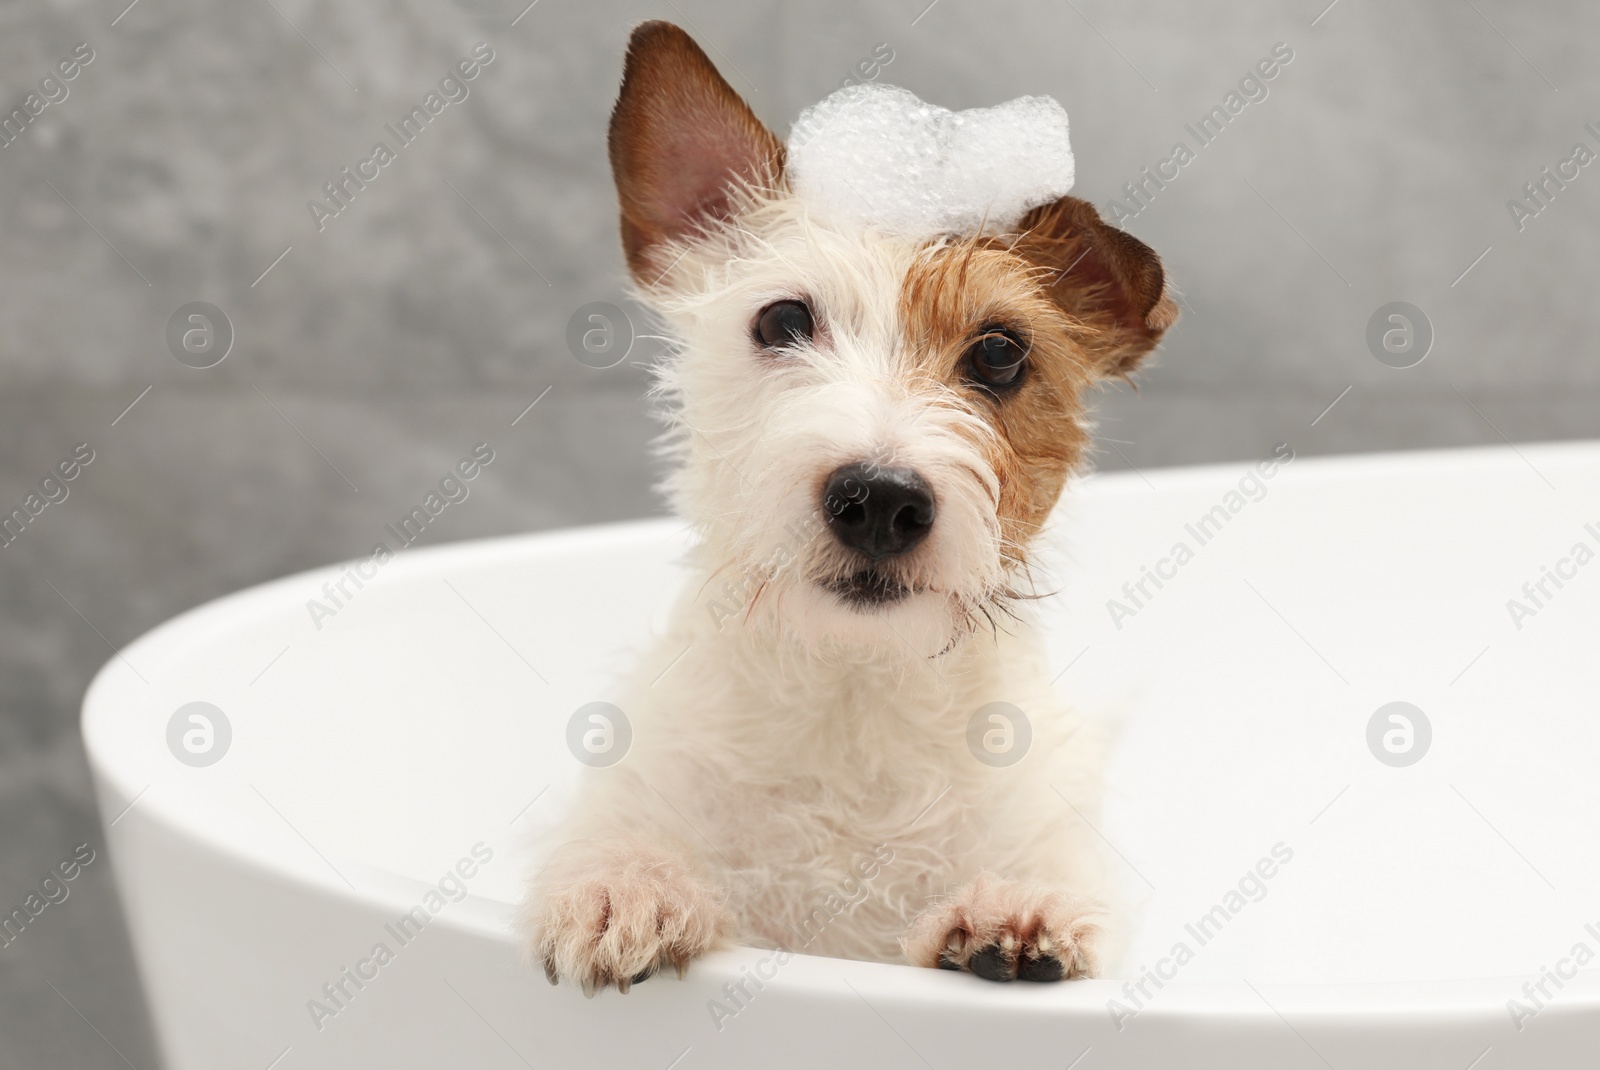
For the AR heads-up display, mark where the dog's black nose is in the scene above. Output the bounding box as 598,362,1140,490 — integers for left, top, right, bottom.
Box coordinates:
822,464,935,560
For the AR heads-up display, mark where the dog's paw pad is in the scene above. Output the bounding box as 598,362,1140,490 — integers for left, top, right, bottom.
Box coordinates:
904,875,1100,984
968,942,1016,982
1017,952,1065,983
951,934,1071,983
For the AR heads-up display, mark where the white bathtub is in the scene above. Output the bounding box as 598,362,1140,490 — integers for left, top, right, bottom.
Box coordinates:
84,442,1600,1069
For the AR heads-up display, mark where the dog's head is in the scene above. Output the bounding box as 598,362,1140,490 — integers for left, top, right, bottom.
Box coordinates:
610,22,1176,657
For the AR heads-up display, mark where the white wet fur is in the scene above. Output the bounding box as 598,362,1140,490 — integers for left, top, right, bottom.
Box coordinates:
524,82,1112,992
524,79,1113,991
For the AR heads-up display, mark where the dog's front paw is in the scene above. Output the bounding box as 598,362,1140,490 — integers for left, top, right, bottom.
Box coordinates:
903,874,1101,982
526,842,725,996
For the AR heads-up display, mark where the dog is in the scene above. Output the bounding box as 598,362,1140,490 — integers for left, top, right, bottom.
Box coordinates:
523,21,1177,995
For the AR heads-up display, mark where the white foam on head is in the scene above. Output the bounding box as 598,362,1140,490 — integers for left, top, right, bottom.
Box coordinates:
786,83,1074,241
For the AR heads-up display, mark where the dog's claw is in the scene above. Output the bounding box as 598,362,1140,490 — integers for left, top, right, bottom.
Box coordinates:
538,958,674,994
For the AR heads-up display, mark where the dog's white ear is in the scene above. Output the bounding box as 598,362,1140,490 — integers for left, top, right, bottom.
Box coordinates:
609,22,783,283
1017,196,1178,378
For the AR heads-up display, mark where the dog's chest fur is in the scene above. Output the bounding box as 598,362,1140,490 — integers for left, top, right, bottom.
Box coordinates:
573,598,1099,961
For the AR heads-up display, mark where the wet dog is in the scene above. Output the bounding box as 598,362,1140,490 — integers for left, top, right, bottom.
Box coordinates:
523,21,1176,993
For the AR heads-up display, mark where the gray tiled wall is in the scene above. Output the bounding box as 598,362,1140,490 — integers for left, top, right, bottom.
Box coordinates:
2,0,1594,1064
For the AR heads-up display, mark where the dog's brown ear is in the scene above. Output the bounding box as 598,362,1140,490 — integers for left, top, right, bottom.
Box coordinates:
609,22,783,283
1016,195,1178,378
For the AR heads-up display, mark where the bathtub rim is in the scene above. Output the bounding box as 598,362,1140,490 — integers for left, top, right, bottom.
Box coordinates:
82,439,1600,1025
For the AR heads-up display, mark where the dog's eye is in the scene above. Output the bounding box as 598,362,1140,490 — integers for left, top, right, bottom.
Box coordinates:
964,329,1028,390
755,300,814,351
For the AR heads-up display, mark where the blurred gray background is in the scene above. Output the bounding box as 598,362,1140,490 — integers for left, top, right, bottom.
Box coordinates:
1,0,1594,1064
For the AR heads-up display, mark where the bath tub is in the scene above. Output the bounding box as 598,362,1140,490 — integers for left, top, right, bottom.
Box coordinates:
84,441,1600,1069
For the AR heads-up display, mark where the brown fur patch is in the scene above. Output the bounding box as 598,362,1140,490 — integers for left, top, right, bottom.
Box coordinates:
897,202,1177,570
608,22,784,283
898,237,1098,569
